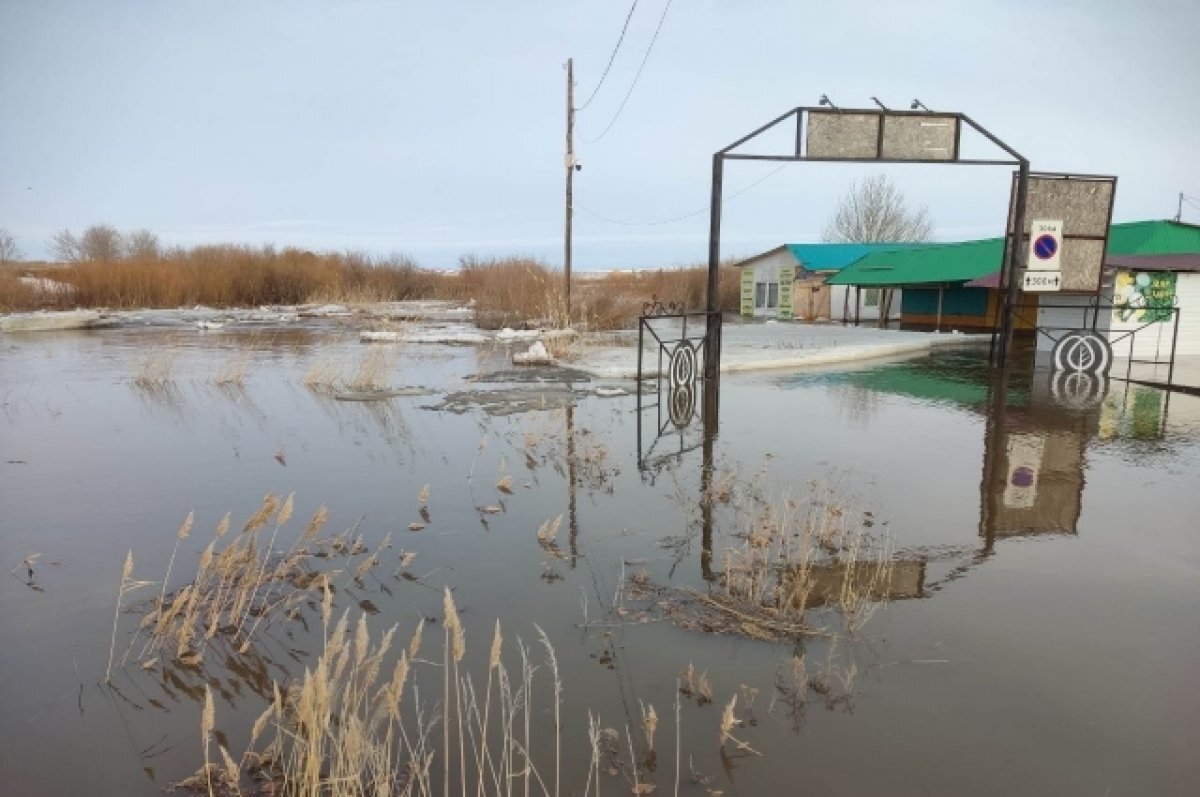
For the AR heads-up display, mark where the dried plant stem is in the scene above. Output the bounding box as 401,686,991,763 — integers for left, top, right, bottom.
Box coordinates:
443,591,452,797
674,680,681,797
535,624,561,797
202,685,215,797
233,494,291,639
626,724,639,795
105,550,134,683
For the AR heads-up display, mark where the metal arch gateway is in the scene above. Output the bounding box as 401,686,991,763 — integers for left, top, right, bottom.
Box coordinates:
703,105,1034,410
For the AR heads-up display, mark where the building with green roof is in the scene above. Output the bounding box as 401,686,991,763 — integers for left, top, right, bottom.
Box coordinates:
824,220,1200,335
733,241,925,322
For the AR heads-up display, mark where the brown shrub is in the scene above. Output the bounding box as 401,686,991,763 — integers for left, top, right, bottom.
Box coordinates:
0,267,47,311
1,236,743,333
0,246,450,310
458,255,567,329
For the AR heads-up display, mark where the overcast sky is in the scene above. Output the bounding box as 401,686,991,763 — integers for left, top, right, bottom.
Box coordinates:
2,0,1198,268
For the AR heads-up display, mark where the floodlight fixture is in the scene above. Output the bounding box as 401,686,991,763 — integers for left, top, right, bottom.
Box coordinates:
910,98,932,112
818,94,838,111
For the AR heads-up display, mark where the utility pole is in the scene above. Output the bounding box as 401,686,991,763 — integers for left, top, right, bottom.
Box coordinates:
1176,192,1184,223
564,57,575,325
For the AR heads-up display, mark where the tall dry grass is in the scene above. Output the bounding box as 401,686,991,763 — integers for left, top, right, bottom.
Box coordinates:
0,247,439,311
178,589,695,797
0,266,48,311
118,493,377,672
2,237,742,331
455,256,567,330
717,477,895,635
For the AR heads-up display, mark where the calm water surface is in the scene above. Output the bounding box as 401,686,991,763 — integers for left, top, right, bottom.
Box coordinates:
2,327,1198,796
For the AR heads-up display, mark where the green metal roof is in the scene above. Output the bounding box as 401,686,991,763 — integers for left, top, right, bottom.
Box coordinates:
783,242,923,271
827,220,1200,287
1104,220,1200,254
826,238,1003,286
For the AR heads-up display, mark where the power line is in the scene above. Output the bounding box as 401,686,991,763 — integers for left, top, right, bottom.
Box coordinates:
574,0,640,113
576,164,788,226
582,0,674,145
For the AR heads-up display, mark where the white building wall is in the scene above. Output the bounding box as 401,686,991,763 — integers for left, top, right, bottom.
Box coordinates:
829,285,903,323
1035,294,1109,352
745,250,790,318
1035,271,1198,357
1108,272,1200,357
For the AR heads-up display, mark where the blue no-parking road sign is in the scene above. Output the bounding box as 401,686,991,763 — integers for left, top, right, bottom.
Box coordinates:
1027,219,1063,271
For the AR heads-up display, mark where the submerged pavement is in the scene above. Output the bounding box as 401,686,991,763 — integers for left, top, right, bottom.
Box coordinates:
2,303,990,380
570,320,988,379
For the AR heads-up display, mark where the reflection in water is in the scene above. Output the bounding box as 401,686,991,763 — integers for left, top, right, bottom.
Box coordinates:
800,559,927,607
979,370,1096,544
637,372,722,579
5,328,1199,796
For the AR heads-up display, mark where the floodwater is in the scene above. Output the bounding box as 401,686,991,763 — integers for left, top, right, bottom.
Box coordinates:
2,321,1198,796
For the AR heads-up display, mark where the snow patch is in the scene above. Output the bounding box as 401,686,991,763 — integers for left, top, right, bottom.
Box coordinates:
0,310,118,332
513,341,553,366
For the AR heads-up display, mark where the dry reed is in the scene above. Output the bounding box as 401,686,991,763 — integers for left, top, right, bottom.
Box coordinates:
181,602,674,797
115,495,378,676
638,474,896,641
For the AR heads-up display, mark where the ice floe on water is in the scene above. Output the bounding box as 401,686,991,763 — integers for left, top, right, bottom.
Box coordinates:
512,340,553,365
360,323,489,345
0,309,119,332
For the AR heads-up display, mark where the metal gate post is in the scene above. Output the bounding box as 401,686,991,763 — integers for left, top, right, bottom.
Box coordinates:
705,153,724,384
999,159,1030,364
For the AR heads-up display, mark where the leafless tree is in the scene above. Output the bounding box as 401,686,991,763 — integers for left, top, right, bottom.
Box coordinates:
78,224,124,262
50,229,81,262
0,228,20,264
824,175,932,327
123,228,161,260
822,175,932,243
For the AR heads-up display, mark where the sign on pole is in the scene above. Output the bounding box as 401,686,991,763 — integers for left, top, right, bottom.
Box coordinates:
1027,219,1063,271
1007,173,1116,294
1022,271,1062,292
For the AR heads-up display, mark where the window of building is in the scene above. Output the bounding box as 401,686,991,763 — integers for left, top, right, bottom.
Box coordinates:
864,288,880,307
755,282,779,310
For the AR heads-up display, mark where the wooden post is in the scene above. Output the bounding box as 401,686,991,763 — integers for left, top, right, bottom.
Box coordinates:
564,58,574,325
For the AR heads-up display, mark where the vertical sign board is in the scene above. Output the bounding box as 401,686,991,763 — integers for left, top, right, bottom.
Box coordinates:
1009,174,1116,294
778,264,795,320
740,267,755,316
1021,218,1064,292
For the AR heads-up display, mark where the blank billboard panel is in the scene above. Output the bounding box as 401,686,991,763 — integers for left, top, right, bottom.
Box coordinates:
806,112,879,159
1022,177,1114,237
880,115,958,160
